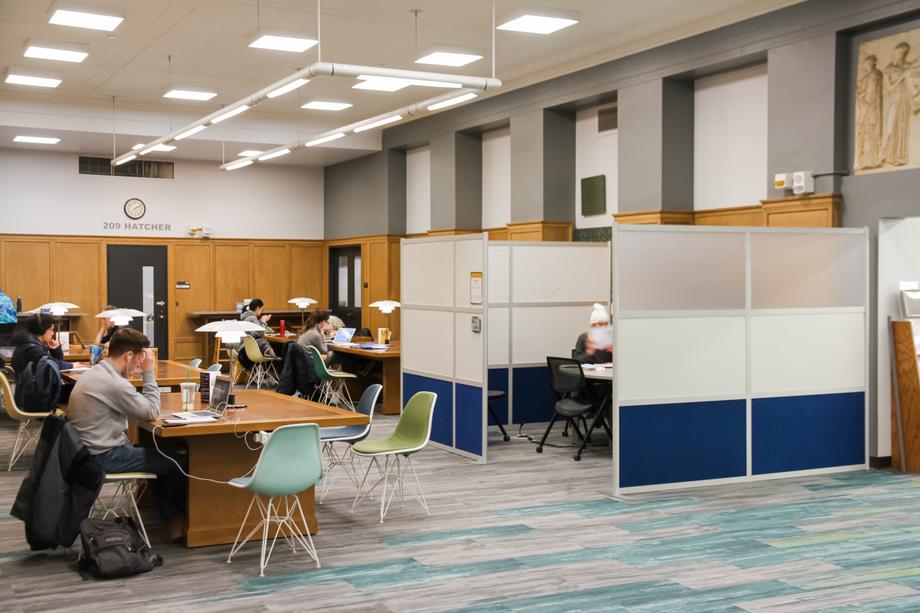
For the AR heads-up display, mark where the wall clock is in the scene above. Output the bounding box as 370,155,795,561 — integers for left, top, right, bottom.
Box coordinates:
124,198,146,220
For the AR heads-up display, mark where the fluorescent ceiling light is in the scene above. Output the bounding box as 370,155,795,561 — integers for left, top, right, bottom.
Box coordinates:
258,149,291,161
139,144,176,155
131,143,145,150
301,100,352,111
225,159,254,171
266,78,309,98
416,51,483,67
164,89,217,101
49,8,123,31
24,42,89,63
353,115,402,133
175,125,207,140
114,155,136,166
305,133,345,147
211,105,249,124
497,14,578,34
353,75,461,91
249,34,317,53
427,92,478,111
5,73,61,88
14,135,60,144
238,150,263,157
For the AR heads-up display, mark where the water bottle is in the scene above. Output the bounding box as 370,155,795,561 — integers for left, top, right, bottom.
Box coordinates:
280,319,286,336
16,296,22,313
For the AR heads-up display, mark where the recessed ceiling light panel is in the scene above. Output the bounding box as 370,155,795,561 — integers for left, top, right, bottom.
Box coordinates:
48,5,124,31
24,40,89,63
14,135,61,144
164,89,217,101
416,50,483,67
5,71,61,88
249,32,318,53
497,10,578,34
301,100,353,111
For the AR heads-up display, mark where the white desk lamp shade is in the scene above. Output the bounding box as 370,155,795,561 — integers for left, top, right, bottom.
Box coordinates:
30,302,79,316
97,308,146,326
288,297,317,309
369,300,400,315
196,319,263,334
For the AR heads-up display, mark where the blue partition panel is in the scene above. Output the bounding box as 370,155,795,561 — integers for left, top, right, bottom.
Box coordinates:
511,366,556,424
455,384,483,456
619,400,747,488
403,373,453,447
752,392,865,475
487,368,509,425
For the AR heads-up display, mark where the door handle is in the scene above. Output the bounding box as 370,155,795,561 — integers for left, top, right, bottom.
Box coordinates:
155,300,166,306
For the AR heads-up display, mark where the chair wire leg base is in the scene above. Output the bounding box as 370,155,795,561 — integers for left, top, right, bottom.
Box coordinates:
351,454,429,522
226,494,319,576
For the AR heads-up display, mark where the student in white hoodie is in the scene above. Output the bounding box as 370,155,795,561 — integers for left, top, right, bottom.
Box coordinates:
573,303,613,364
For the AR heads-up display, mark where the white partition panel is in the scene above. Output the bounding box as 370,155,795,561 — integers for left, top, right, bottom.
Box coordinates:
455,313,484,384
511,305,596,365
751,313,865,395
488,245,510,304
618,316,747,402
455,239,485,309
488,307,509,366
512,244,609,303
402,241,455,307
402,309,454,378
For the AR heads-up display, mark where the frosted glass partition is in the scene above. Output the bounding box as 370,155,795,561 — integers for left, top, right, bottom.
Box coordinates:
512,244,609,303
751,232,866,308
488,246,510,304
402,241,454,307
617,230,746,311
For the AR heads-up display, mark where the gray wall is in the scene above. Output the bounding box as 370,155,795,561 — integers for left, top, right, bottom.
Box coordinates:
323,149,406,239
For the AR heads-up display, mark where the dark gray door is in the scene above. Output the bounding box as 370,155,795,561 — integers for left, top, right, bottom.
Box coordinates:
106,245,168,358
329,246,362,329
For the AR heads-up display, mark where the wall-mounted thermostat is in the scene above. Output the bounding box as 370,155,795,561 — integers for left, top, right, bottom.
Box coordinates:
792,170,815,195
471,316,481,333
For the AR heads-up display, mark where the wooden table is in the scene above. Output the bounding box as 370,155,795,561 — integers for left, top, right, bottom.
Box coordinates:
331,342,401,414
138,390,368,547
64,359,201,388
64,345,91,362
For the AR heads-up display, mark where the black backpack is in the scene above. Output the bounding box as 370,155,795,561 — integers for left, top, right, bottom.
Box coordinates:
15,355,62,411
77,517,162,579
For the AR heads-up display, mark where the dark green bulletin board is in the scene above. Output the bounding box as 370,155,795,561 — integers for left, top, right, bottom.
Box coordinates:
581,175,606,216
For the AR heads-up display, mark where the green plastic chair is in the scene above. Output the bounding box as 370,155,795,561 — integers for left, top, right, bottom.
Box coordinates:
351,391,436,523
226,423,323,576
305,345,356,410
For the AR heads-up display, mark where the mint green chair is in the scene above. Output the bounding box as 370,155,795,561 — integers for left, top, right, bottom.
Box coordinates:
226,423,323,576
305,345,356,410
351,391,436,523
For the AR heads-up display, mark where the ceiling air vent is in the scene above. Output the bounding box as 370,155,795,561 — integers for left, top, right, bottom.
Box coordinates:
78,156,174,179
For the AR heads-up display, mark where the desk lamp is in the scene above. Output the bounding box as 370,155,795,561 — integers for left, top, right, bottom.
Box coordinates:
195,319,262,407
288,297,317,329
96,308,147,327
369,300,400,344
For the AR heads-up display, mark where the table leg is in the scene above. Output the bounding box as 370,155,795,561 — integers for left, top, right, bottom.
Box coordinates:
183,434,316,548
381,359,400,414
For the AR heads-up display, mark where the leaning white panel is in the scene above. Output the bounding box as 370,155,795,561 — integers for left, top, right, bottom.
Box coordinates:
618,317,747,402
751,312,865,394
617,229,746,311
488,307,509,366
402,241,454,307
402,309,454,378
488,245,510,304
512,244,609,304
454,237,485,309
455,312,484,384
511,305,596,365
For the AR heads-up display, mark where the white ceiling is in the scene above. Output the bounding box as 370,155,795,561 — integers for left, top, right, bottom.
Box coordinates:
0,0,803,166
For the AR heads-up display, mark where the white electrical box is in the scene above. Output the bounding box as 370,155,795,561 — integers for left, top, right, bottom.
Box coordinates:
792,170,815,195
773,173,792,190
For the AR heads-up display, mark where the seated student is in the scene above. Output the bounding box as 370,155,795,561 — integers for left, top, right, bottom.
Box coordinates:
240,298,275,357
67,328,187,541
297,308,334,362
12,313,80,373
93,305,124,346
573,303,613,364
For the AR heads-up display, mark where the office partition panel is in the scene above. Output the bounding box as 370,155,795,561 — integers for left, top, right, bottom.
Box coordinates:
401,235,488,461
612,225,869,494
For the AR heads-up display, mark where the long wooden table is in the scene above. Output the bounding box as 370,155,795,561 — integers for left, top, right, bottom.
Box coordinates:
138,390,368,547
331,342,401,414
64,359,200,387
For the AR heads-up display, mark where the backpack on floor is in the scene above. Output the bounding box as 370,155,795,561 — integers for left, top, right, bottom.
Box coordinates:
15,355,61,411
77,517,162,579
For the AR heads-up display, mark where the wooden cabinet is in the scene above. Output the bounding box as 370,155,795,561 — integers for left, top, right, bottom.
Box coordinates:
892,320,920,472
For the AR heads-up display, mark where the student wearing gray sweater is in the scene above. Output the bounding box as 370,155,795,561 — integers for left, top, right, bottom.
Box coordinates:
68,328,187,541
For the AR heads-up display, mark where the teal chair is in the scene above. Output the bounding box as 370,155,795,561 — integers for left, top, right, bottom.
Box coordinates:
305,345,356,410
188,358,203,369
351,391,436,523
226,423,323,576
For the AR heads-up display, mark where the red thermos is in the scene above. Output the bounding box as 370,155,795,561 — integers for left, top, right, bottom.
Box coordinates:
280,319,286,336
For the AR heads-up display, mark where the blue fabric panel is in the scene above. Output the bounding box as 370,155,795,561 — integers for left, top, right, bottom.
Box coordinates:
752,392,865,475
619,400,747,488
455,384,483,457
403,373,453,447
487,368,509,426
511,366,557,424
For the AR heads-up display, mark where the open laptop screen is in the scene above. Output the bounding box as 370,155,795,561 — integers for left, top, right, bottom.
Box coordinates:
210,376,232,412
331,327,356,344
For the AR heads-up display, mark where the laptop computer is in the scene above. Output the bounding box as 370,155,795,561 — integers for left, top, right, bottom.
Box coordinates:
171,376,232,421
331,327,356,344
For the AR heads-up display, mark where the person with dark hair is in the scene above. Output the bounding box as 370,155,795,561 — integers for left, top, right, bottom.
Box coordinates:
297,308,334,362
11,312,79,374
67,328,187,541
93,305,124,346
240,298,275,356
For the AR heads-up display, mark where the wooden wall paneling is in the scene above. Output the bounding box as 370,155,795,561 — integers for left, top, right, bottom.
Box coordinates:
290,244,325,309
366,239,390,335
761,193,840,228
252,244,290,311
214,244,252,310
892,320,920,473
52,240,101,342
693,206,766,226
388,238,401,340
613,211,694,225
485,227,509,240
4,239,52,310
171,243,213,361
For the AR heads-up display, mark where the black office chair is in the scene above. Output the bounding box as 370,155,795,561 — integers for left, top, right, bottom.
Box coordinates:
487,390,511,442
538,357,597,459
